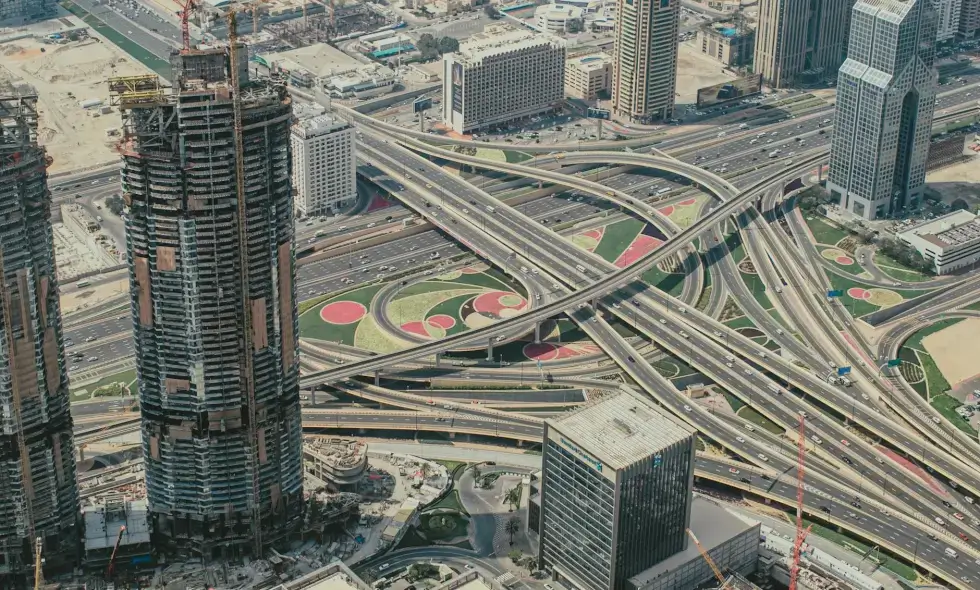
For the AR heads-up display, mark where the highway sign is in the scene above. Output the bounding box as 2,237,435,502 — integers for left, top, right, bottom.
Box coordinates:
837,366,852,376
413,97,433,113
887,359,902,367
827,289,844,298
587,107,611,120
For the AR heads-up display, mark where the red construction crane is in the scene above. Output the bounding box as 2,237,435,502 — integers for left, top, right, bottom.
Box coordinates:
790,413,812,590
173,0,195,50
106,525,127,580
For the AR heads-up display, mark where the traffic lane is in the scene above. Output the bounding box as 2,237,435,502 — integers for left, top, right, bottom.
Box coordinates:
697,459,978,583
72,0,179,59
632,310,980,543
65,338,133,371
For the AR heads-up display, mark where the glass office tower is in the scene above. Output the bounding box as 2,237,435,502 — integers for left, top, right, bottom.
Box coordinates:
538,392,696,590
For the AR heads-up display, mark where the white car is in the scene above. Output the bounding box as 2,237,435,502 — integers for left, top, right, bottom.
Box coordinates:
683,405,692,412
758,453,769,462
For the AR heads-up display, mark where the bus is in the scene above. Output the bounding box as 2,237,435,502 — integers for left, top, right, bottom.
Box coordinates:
76,280,91,288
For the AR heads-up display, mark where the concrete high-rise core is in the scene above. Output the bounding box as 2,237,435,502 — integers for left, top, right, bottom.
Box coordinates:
754,0,855,87
110,47,303,557
828,0,937,220
0,95,79,582
611,0,680,123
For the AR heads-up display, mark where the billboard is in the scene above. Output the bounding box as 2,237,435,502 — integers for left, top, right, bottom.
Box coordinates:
451,62,464,115
696,73,762,108
413,97,432,113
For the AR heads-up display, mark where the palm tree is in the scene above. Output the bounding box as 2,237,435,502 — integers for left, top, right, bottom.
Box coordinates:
504,515,521,546
505,487,521,511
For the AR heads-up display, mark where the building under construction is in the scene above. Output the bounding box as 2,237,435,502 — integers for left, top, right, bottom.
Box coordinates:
0,95,79,583
110,46,303,558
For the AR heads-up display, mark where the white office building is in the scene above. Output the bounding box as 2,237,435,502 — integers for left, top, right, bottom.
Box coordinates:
442,25,566,134
290,114,357,217
535,4,586,34
827,0,938,221
934,0,963,41
898,210,980,274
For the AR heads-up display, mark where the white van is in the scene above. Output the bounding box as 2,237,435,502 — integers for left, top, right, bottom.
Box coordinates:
575,264,586,272
946,547,958,558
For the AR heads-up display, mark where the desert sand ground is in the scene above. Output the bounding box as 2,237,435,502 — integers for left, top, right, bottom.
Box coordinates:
675,41,738,107
923,317,980,387
0,17,153,173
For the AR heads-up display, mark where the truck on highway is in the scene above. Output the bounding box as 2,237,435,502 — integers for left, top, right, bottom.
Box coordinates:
76,280,91,288
485,205,495,213
768,150,780,158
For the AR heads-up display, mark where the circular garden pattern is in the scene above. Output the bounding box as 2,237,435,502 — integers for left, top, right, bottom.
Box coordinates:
847,287,871,300
867,288,903,307
821,248,854,266
522,341,602,362
320,301,368,325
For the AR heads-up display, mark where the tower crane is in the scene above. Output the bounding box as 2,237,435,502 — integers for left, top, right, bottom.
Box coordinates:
33,537,44,590
790,412,813,590
106,525,127,580
172,0,196,50
686,528,729,589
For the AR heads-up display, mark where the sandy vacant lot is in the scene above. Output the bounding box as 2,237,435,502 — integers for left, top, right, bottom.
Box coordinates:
0,19,153,173
927,154,980,184
923,317,980,387
675,41,738,107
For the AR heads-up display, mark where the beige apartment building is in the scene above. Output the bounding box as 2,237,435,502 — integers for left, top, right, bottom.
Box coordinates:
565,53,613,100
442,25,566,133
611,0,680,123
754,0,854,87
696,22,755,68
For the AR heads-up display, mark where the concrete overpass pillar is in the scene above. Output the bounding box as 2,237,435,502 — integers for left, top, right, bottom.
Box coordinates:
487,339,494,361
449,432,456,439
435,352,441,368
534,322,542,344
537,179,543,189
374,370,381,386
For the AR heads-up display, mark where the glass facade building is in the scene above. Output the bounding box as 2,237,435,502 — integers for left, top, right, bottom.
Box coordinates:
537,394,696,590
827,0,937,220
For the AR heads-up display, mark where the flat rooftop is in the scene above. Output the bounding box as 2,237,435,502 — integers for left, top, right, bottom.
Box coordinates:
455,24,564,63
262,43,363,78
629,498,758,587
899,210,980,249
547,391,694,470
566,52,612,71
82,499,151,551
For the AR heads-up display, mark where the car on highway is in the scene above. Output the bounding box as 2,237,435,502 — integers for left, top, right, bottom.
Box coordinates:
936,517,946,526
954,512,965,520
87,356,99,362
757,453,769,462
729,468,739,474
683,405,692,412
840,439,850,447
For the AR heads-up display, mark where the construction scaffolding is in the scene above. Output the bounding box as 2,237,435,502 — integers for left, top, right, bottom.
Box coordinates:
112,48,303,558
0,95,79,584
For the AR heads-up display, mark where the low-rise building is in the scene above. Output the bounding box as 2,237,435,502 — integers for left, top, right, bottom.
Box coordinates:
897,210,980,274
290,113,357,217
535,4,586,33
565,52,613,100
697,22,755,68
442,25,566,134
272,560,372,590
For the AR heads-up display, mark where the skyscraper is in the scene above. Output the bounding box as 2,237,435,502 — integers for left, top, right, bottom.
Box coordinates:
610,0,680,123
111,47,303,556
959,0,980,37
828,0,937,220
754,0,854,87
934,0,963,41
0,95,79,581
537,392,696,590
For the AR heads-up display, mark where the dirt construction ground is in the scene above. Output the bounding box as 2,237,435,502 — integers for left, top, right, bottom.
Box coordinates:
0,17,152,173
675,41,738,107
922,317,980,387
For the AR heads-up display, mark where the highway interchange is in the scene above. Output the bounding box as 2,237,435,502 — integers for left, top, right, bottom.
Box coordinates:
62,75,980,587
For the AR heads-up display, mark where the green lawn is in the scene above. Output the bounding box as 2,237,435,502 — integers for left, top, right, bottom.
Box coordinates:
964,300,980,311
641,265,687,298
593,219,645,263
736,406,784,435
299,284,383,343
425,293,477,336
919,352,952,398
804,215,850,247
425,489,469,515
504,151,533,163
826,274,930,317
71,368,138,402
724,315,757,330
931,394,977,436
724,392,746,412
873,251,933,283
740,271,773,310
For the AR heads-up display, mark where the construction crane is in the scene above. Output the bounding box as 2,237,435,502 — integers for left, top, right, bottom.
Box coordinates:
687,528,729,589
172,0,196,50
106,525,127,580
790,413,813,590
226,8,264,557
33,537,43,590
